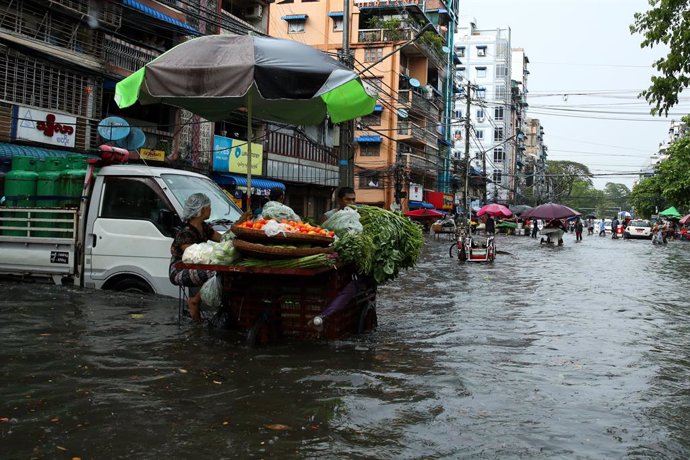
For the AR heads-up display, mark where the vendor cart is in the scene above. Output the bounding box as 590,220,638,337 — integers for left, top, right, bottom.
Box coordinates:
449,231,496,262
178,263,377,346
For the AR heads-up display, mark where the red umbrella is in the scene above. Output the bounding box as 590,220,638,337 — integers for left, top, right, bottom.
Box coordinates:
404,209,445,218
477,203,512,217
521,202,580,220
680,213,690,225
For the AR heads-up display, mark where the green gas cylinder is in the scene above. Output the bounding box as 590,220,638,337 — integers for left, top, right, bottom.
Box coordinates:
35,158,65,237
3,156,39,236
61,154,87,208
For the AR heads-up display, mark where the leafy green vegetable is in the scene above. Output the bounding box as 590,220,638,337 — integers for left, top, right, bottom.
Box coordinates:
236,253,335,269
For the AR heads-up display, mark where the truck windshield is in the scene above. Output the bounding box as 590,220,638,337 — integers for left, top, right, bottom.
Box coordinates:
161,174,242,223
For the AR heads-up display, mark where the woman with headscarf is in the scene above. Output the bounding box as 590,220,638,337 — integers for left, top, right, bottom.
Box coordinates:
169,193,222,321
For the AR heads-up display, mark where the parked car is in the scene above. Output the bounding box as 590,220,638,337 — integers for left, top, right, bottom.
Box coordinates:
624,220,653,239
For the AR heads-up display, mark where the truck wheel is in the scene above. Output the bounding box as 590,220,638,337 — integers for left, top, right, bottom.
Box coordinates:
357,303,378,334
110,277,154,294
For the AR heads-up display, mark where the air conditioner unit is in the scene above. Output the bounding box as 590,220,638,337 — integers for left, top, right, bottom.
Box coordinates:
245,4,263,20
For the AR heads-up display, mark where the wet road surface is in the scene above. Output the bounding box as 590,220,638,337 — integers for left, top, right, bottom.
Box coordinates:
1,232,689,459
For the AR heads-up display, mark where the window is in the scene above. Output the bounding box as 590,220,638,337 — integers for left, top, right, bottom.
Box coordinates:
457,46,465,57
359,172,382,188
476,87,486,98
494,107,504,120
476,67,486,78
496,64,507,78
476,109,484,121
288,20,305,33
495,86,507,99
494,127,504,141
476,129,484,140
493,147,505,163
362,112,382,126
359,143,380,156
364,47,383,63
454,110,463,119
364,77,383,92
333,17,343,31
101,177,176,237
493,170,502,183
476,46,487,57
456,67,465,80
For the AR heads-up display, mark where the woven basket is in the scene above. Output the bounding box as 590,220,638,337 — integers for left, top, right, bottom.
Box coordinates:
231,225,334,247
233,239,335,260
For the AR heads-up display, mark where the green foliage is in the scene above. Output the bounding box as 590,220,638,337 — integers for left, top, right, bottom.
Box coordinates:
630,176,666,218
656,135,690,208
546,160,593,201
630,1,690,115
420,31,444,53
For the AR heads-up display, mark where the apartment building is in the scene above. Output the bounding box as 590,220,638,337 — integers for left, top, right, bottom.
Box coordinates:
453,20,512,206
270,0,457,211
524,117,548,204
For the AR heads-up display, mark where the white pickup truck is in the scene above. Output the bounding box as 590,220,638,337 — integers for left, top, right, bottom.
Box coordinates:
0,161,242,297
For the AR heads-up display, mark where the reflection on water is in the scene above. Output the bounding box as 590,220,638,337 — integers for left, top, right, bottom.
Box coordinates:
1,234,690,458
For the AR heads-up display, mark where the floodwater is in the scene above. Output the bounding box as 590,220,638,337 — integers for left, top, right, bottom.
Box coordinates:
1,233,690,459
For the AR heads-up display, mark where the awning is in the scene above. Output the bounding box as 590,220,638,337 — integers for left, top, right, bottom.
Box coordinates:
438,138,451,146
373,104,383,112
327,11,344,17
122,0,199,35
212,173,286,192
282,14,308,21
408,200,434,210
356,135,382,143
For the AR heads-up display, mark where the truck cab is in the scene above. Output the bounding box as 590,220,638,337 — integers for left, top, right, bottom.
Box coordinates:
83,164,242,297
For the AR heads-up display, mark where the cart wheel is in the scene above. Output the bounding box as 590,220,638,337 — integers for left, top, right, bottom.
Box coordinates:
357,303,378,334
246,315,270,347
449,242,458,258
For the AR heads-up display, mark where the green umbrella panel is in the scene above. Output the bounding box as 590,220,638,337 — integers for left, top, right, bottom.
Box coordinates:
659,206,682,218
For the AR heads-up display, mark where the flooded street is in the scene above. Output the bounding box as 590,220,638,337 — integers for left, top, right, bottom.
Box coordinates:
2,234,690,459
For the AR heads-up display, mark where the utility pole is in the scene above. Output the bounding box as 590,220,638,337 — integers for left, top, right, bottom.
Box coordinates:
338,0,354,188
462,80,472,218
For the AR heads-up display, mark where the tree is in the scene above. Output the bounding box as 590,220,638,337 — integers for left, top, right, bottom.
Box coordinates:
603,182,631,211
546,160,592,201
629,176,665,218
656,134,690,208
631,1,690,115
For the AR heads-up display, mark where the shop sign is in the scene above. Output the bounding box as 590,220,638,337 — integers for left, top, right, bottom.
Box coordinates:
13,105,76,148
139,148,166,161
443,194,454,210
212,135,263,175
408,182,423,201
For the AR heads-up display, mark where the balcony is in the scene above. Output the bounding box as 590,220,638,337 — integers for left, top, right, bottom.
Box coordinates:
103,35,162,75
400,151,438,174
220,8,264,35
357,27,414,43
264,131,337,166
397,89,439,118
354,0,424,8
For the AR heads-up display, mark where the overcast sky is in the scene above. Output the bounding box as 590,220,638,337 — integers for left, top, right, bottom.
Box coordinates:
459,0,686,189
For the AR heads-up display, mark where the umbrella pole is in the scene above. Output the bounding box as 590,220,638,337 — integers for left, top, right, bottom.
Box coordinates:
246,91,253,212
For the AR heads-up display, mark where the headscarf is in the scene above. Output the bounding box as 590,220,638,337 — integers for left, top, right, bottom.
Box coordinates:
181,193,210,221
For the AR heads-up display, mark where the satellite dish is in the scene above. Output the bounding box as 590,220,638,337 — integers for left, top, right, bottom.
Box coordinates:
397,109,408,119
409,78,421,88
98,116,130,141
116,127,146,150
441,46,450,54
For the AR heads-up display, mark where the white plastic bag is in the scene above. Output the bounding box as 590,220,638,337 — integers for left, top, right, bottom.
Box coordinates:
200,275,222,308
262,219,289,237
260,201,301,222
322,207,363,236
182,241,217,264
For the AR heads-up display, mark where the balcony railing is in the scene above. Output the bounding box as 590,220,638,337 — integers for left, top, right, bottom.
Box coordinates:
264,131,337,166
103,35,162,74
400,152,438,173
358,27,414,43
354,0,424,8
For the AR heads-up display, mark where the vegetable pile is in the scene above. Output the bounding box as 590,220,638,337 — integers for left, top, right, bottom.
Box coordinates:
236,219,334,237
327,205,423,284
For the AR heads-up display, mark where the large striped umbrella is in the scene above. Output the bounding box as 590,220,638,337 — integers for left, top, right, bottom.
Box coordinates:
114,34,377,203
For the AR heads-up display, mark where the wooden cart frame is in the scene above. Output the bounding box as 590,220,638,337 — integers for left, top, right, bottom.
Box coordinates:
178,263,377,346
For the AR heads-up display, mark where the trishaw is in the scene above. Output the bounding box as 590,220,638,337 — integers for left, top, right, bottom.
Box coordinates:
179,262,377,347
448,222,496,262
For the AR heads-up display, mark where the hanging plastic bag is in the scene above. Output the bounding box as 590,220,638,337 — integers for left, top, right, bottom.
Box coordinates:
200,275,222,308
322,207,363,236
182,241,217,264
